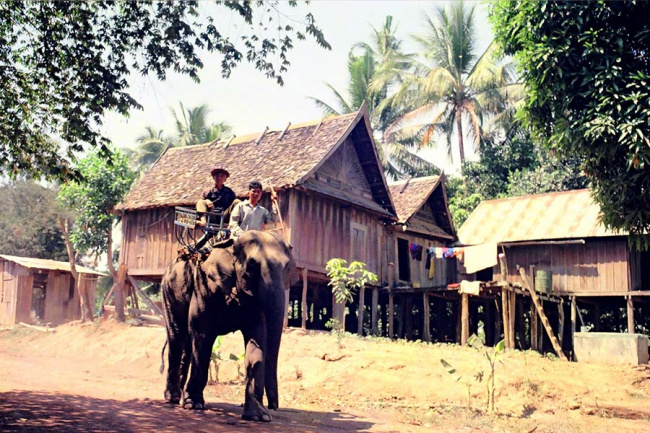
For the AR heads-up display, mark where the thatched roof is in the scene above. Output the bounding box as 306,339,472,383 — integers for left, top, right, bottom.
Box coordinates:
458,189,621,245
388,175,455,239
119,104,395,216
0,254,106,276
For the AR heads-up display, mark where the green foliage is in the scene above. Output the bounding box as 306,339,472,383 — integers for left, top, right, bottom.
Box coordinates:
0,180,67,260
440,336,506,413
490,0,650,248
326,258,378,305
310,16,439,180
0,1,329,182
447,127,588,229
324,317,345,350
57,147,135,258
384,1,520,170
209,336,245,384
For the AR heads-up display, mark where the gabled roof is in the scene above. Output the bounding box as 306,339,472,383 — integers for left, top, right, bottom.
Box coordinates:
458,189,622,245
388,175,455,239
0,254,106,276
119,105,395,216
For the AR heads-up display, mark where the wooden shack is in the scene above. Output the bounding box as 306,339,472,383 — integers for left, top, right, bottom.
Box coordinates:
0,254,103,326
458,189,650,353
116,104,458,337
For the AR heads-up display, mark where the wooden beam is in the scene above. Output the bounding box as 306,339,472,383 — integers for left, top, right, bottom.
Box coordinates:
627,296,635,333
301,268,308,330
558,300,565,348
509,291,516,349
461,293,469,346
531,299,538,351
571,297,577,360
555,290,650,297
423,292,431,343
357,286,365,337
501,287,510,349
127,275,163,316
518,267,568,361
114,264,128,322
388,292,394,340
371,287,379,334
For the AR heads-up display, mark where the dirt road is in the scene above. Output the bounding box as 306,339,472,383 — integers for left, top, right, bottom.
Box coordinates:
1,321,649,432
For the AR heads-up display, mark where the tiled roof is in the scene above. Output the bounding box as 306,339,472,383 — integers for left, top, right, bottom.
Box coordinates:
388,176,441,223
458,189,621,245
119,107,394,215
0,254,106,276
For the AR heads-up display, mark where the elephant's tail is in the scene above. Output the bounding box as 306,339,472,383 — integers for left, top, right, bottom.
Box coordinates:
159,339,168,375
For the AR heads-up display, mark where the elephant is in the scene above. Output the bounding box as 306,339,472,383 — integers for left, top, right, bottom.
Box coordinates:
161,230,295,422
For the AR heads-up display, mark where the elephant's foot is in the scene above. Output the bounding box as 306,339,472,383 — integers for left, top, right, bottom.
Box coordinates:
267,397,279,411
242,399,272,422
164,390,181,405
182,396,206,410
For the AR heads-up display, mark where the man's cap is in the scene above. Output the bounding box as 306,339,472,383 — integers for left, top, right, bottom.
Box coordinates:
211,167,230,177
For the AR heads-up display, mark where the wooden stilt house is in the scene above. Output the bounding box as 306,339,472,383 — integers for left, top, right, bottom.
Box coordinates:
385,176,457,341
0,254,102,325
458,189,650,356
117,104,458,337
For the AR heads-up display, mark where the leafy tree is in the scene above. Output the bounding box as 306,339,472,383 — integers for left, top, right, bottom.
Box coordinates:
0,180,67,261
384,1,519,170
310,16,439,179
490,0,650,247
57,148,136,321
0,1,329,182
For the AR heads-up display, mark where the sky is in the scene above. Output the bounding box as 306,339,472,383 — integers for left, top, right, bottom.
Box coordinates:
101,1,492,173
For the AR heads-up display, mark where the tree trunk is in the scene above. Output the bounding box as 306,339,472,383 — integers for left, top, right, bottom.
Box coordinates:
456,110,465,166
59,218,93,322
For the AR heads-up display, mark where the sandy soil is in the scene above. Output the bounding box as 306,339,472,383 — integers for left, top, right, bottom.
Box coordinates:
0,320,649,432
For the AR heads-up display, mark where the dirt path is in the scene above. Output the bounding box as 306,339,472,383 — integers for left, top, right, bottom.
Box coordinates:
1,322,649,432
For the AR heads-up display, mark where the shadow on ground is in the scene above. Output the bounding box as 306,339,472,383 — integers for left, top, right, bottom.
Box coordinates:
0,391,374,432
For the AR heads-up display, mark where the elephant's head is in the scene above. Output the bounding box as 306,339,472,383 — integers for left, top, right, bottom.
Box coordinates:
232,230,296,298
199,247,237,297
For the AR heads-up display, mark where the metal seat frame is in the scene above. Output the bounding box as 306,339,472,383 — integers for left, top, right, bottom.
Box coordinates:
174,206,230,251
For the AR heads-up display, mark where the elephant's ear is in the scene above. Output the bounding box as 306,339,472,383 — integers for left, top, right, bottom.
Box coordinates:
201,248,236,296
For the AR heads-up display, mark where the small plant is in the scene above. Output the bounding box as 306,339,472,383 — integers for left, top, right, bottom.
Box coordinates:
294,364,303,380
325,317,345,350
209,336,246,383
326,258,378,335
440,336,506,413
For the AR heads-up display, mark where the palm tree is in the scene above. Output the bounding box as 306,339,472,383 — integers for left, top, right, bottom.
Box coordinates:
134,126,174,169
383,1,519,169
172,103,231,146
133,104,232,171
309,16,440,180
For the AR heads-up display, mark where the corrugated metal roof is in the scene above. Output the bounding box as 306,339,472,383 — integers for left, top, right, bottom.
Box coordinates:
458,189,622,245
0,254,106,276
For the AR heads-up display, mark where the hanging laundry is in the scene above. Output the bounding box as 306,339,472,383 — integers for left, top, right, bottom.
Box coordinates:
410,242,423,261
428,255,435,279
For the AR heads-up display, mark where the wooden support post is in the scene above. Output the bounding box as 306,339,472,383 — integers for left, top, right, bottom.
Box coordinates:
501,287,510,349
518,267,568,361
461,293,469,346
517,299,526,350
494,299,502,345
509,291,516,349
388,262,395,339
571,296,577,359
530,299,539,351
627,296,635,333
301,268,308,330
423,292,431,343
388,292,394,340
357,286,365,336
558,300,565,348
114,264,128,322
127,275,162,316
371,287,379,334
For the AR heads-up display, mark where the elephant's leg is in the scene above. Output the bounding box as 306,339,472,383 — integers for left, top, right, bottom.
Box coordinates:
264,289,285,411
183,299,217,410
241,314,271,422
163,297,189,404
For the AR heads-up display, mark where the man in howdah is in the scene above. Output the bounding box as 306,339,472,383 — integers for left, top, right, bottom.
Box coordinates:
196,166,236,226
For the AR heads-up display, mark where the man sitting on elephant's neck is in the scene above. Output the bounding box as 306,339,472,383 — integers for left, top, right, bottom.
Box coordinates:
229,180,278,239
